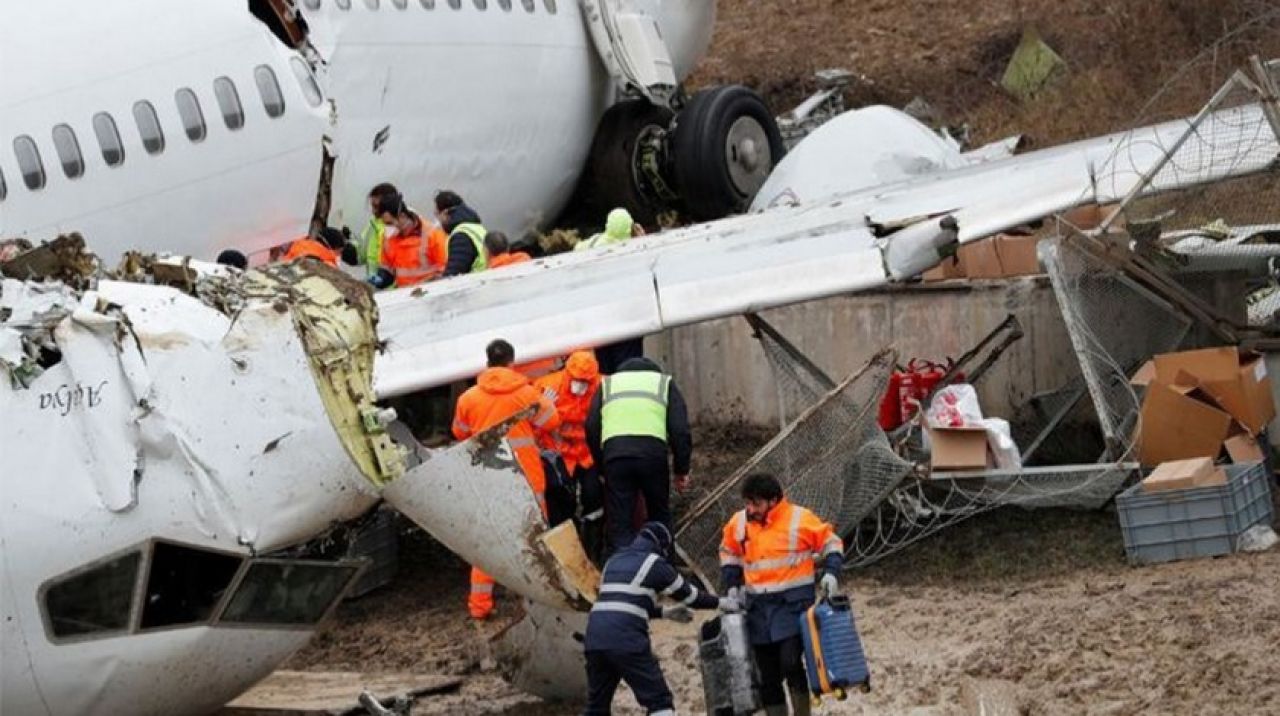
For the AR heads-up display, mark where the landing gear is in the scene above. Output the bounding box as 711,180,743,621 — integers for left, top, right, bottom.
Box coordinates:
567,86,784,233
574,99,674,227
670,85,785,221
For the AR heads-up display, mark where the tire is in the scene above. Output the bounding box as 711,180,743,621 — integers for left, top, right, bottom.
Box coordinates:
670,85,785,221
573,99,674,228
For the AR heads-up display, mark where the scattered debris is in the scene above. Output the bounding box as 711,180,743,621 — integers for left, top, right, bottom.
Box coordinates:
219,671,462,715
1000,27,1068,100
0,233,98,288
1238,524,1279,552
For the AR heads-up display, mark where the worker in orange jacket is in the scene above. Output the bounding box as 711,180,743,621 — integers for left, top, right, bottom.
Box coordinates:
453,339,560,620
369,190,450,288
535,351,604,553
282,227,345,267
485,231,532,269
720,473,844,715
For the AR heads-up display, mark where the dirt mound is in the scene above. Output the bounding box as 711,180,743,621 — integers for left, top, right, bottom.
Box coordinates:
694,0,1280,148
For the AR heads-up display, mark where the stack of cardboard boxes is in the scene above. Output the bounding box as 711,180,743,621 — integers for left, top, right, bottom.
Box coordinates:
1134,346,1275,490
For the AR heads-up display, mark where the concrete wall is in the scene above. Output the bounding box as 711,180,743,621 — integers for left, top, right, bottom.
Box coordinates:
646,277,1078,427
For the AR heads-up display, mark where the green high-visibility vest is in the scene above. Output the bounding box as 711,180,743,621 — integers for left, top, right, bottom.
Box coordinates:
450,223,489,273
601,371,671,444
359,217,385,278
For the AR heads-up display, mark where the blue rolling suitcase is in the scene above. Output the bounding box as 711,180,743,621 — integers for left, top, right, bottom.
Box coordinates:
798,595,871,702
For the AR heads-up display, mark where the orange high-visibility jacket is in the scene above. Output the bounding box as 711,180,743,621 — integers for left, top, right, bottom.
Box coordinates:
283,238,339,267
534,354,601,472
381,221,449,287
489,251,532,269
453,366,560,495
719,499,843,596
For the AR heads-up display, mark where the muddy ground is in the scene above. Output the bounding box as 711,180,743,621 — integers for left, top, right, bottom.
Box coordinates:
291,423,1280,715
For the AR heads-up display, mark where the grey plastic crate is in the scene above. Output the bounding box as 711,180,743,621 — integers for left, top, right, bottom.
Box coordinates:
345,507,400,598
1116,461,1274,566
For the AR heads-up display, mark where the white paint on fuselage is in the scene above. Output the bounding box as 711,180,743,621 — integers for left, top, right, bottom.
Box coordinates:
0,0,716,264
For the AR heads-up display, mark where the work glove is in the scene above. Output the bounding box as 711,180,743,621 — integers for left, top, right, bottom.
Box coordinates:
817,573,840,602
368,269,394,290
717,595,743,614
661,605,694,623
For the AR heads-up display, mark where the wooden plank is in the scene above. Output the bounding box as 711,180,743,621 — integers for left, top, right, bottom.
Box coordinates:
219,671,462,715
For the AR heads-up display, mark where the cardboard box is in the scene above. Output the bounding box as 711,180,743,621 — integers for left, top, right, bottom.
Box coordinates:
1224,433,1265,464
928,426,990,470
958,239,1004,279
1152,347,1276,434
922,255,965,282
1062,203,1122,230
1141,457,1227,493
1138,381,1233,466
995,234,1041,276
1130,361,1156,387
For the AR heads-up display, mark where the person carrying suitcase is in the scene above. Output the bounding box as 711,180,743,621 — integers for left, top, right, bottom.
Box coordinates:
718,473,844,716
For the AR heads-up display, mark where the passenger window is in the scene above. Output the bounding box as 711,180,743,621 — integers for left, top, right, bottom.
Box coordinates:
474,0,487,9
335,0,350,8
44,550,141,639
521,0,534,11
497,0,510,10
254,65,286,119
140,542,243,630
447,0,460,9
51,124,85,179
420,0,435,7
92,113,125,166
391,0,407,7
0,166,6,200
214,77,246,130
13,135,46,190
220,560,360,626
543,0,555,12
175,88,207,142
132,101,165,155
303,0,321,8
290,58,324,108
364,0,379,7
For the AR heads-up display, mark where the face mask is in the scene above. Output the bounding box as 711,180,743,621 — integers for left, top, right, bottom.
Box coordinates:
569,379,589,396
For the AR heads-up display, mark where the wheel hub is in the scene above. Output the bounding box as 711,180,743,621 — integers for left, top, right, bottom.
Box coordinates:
725,116,772,197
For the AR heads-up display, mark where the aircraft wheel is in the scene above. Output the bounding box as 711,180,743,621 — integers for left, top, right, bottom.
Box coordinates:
671,85,784,221
576,99,674,227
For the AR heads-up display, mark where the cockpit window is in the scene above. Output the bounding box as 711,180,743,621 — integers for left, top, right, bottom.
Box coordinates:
290,58,324,108
132,101,166,155
219,560,361,626
175,88,207,143
13,135,46,190
43,550,142,639
254,65,287,119
214,77,246,130
93,113,125,167
51,124,84,179
140,542,243,631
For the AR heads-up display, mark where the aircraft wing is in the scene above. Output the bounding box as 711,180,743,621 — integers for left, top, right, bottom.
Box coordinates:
374,100,1278,398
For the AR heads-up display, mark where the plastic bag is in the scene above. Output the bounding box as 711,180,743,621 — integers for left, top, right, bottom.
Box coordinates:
926,384,984,428
978,418,1021,469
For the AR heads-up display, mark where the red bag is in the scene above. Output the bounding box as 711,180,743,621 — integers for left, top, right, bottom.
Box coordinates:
879,359,965,430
